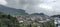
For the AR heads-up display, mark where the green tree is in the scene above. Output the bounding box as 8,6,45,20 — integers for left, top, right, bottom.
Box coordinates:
0,12,20,27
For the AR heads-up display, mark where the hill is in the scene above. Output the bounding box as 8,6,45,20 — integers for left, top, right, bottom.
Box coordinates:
0,12,20,27
0,5,28,16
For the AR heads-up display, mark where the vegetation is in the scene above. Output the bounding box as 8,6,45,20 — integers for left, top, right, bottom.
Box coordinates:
0,12,20,27
43,20,55,27
19,20,55,27
51,15,60,18
0,12,55,27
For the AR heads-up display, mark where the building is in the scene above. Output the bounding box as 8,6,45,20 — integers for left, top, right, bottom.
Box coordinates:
53,17,60,27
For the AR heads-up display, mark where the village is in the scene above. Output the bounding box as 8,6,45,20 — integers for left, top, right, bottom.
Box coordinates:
16,15,58,27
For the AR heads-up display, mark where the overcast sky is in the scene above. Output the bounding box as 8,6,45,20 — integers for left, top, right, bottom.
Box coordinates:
0,0,60,16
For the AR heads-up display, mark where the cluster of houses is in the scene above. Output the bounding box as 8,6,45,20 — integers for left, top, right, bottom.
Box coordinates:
52,17,60,27
14,12,60,27
16,15,55,27
16,15,50,23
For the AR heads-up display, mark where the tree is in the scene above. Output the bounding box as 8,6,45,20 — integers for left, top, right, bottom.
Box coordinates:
0,12,20,27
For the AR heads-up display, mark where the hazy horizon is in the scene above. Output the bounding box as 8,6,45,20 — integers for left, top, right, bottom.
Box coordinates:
0,0,60,16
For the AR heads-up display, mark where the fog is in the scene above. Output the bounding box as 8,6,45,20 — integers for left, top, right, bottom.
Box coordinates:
1,0,60,16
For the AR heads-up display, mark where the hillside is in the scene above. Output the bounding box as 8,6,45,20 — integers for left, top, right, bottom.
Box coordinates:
0,5,28,16
0,12,20,27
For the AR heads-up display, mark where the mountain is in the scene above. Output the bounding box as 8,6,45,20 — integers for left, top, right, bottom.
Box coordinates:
29,13,49,17
51,15,60,18
30,13,45,15
0,5,28,16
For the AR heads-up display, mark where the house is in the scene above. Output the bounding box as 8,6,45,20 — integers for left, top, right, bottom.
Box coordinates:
16,16,24,23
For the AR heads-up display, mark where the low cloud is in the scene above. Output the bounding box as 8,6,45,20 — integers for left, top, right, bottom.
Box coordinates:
5,0,60,16
0,0,7,5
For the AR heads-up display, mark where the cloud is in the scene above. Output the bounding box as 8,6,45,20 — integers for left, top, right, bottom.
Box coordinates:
0,0,7,5
6,0,60,16
39,0,60,16
39,4,52,10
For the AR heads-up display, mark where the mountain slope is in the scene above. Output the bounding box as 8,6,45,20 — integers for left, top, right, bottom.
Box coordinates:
0,5,28,16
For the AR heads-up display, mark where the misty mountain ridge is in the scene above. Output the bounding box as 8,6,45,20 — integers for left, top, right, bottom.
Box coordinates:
0,5,28,16
0,5,56,17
